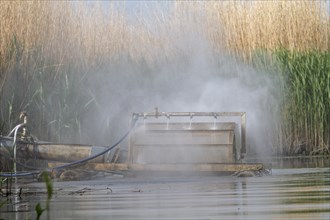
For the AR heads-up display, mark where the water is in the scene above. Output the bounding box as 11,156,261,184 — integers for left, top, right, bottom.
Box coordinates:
189,118,192,129
166,118,170,130
213,117,217,129
1,158,329,220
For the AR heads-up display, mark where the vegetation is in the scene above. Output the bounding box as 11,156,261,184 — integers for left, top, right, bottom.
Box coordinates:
0,1,329,155
274,50,329,155
205,1,328,58
0,172,53,220
35,171,53,220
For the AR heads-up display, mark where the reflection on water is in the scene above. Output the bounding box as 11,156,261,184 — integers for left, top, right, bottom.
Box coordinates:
1,159,329,220
247,156,330,169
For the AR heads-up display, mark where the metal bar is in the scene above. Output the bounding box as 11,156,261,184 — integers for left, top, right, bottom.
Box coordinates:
133,111,245,119
241,113,246,156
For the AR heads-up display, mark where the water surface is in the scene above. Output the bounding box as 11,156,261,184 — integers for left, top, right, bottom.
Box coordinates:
1,158,329,220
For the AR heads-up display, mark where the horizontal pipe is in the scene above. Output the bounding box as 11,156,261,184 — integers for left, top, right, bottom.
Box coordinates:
133,111,245,119
0,139,107,163
24,144,107,162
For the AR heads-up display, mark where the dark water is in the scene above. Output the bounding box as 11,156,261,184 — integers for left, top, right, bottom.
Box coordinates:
1,157,329,220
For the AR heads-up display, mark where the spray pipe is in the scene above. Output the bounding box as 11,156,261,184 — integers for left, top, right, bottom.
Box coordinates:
7,112,27,137
9,112,28,174
133,109,245,119
155,107,159,118
0,123,27,175
190,113,194,119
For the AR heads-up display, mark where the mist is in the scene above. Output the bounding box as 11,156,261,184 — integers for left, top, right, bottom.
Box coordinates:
76,28,281,160
0,2,282,160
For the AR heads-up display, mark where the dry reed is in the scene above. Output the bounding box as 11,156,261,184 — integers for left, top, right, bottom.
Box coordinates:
2,1,327,68
205,1,329,59
0,1,329,154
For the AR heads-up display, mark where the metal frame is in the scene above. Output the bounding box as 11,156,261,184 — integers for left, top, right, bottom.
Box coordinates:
131,109,246,158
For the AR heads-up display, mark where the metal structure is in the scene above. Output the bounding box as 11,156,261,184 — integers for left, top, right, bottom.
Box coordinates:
124,109,251,172
1,110,264,177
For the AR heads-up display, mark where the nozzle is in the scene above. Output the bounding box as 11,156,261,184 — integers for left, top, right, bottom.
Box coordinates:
155,107,159,118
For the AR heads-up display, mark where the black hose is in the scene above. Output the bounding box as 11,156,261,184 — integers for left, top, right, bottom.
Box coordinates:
0,171,40,177
0,152,42,171
52,127,132,171
0,118,137,178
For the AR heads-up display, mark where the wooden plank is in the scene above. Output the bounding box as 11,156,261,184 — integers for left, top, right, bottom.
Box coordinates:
132,131,234,145
27,144,105,162
48,162,262,172
132,145,234,163
128,163,263,172
129,122,236,165
48,162,128,171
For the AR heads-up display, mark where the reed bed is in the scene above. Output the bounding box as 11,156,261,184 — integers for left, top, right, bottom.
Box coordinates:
205,1,329,59
274,50,330,155
0,1,329,155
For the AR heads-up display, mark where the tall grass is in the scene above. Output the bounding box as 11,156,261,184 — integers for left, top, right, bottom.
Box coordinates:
0,1,132,142
274,50,330,155
205,1,330,154
0,1,184,142
0,1,329,154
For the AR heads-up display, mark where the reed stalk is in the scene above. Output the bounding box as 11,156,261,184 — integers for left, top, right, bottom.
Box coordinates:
0,1,329,155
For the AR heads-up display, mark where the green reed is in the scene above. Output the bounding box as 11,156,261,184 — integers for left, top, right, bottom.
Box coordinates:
0,47,96,143
273,49,329,155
